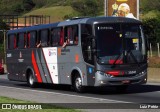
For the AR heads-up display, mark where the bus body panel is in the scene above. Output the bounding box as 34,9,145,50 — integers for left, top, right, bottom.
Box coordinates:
7,47,89,85
42,47,59,84
57,46,86,85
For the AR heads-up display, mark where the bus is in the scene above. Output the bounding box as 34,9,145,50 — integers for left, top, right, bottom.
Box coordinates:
6,16,148,92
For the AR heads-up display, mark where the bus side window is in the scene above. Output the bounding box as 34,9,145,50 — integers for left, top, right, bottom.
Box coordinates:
27,33,30,48
51,28,58,46
18,33,25,49
29,31,37,48
8,34,15,50
39,29,49,47
65,26,73,45
24,33,27,48
73,26,78,45
14,35,17,49
51,29,55,46
59,28,64,46
49,27,63,47
63,25,78,47
81,24,93,65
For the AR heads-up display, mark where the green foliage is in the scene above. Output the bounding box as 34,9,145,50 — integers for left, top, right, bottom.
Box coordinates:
0,43,4,60
32,0,48,8
142,18,160,46
0,0,22,14
0,18,9,44
0,21,9,30
141,0,160,13
22,0,35,12
0,0,35,15
0,19,9,59
71,0,102,17
24,6,75,22
12,3,24,14
32,0,68,8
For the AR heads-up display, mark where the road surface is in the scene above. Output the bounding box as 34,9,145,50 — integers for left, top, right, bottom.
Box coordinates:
0,74,160,112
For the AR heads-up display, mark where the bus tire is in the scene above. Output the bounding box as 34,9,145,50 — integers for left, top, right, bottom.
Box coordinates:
115,85,128,93
73,74,85,93
27,71,36,88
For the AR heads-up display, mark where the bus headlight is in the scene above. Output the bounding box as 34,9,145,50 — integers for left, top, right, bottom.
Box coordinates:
138,70,146,75
97,71,112,78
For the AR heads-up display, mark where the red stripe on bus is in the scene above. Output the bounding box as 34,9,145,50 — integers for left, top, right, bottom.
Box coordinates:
31,51,42,83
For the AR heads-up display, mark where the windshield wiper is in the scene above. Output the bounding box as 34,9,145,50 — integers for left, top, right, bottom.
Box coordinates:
127,49,140,67
111,52,123,68
111,49,140,68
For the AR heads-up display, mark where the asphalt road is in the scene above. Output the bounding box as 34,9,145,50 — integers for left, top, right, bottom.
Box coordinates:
0,74,160,111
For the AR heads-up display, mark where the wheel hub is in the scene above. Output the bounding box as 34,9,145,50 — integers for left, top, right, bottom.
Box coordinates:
29,75,34,85
75,77,82,89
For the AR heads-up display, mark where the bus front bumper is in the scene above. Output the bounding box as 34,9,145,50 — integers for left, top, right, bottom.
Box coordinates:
94,70,147,86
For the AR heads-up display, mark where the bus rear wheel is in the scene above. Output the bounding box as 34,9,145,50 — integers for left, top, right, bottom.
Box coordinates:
73,74,84,93
27,71,36,88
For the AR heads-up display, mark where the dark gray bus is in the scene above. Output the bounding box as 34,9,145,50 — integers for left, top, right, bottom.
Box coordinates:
6,17,148,92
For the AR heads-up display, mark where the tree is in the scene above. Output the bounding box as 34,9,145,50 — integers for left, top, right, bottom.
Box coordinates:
141,0,160,13
22,0,35,12
0,19,9,60
0,18,9,44
12,3,24,14
71,0,101,17
143,18,160,46
32,0,48,8
0,21,9,30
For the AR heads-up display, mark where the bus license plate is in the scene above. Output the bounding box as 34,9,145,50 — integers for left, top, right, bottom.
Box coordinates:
122,80,130,84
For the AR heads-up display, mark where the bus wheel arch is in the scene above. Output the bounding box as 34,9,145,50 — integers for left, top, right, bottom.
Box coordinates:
26,68,37,88
71,70,85,93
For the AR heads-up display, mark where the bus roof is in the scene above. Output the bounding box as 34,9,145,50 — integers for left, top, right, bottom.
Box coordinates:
7,22,60,34
58,16,141,26
7,16,141,34
85,16,141,24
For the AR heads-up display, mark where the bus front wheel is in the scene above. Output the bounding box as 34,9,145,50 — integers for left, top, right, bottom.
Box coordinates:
27,71,36,88
73,74,84,93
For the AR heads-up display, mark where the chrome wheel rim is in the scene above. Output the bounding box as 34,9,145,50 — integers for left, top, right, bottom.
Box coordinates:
75,77,82,90
29,75,34,85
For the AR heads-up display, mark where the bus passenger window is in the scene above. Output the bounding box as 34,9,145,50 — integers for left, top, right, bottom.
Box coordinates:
18,33,25,49
59,28,64,46
74,36,78,45
64,26,72,46
39,29,49,47
73,26,78,45
29,31,37,48
24,33,27,48
63,25,78,47
27,33,30,48
14,35,18,49
8,34,15,50
51,28,61,46
67,27,73,44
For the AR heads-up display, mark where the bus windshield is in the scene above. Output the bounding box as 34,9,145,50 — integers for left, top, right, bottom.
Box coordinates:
95,23,146,64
